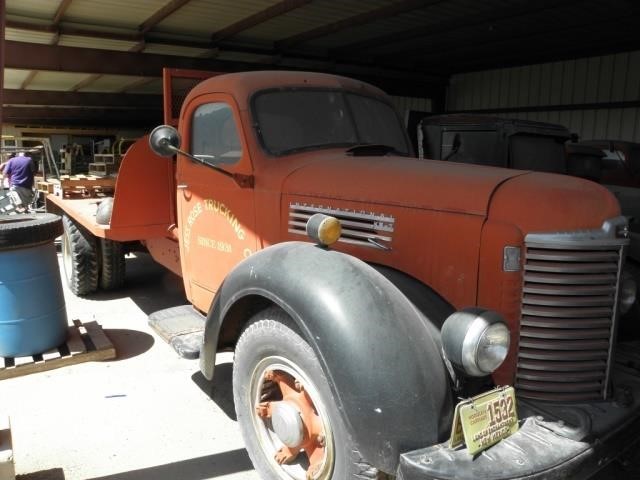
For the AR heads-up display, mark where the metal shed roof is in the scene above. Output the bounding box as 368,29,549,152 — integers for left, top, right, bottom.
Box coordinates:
1,0,639,128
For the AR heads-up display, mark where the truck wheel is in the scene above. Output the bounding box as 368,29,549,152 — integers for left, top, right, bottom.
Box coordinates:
233,307,382,480
99,238,125,290
61,215,98,296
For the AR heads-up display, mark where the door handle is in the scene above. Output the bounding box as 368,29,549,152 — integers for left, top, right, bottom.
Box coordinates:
177,184,189,190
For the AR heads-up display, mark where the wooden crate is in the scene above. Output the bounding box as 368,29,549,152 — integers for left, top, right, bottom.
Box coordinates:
93,153,117,165
36,181,55,194
0,320,116,380
88,163,115,176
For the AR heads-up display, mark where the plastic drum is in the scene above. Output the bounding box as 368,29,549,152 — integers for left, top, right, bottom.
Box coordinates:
0,214,68,357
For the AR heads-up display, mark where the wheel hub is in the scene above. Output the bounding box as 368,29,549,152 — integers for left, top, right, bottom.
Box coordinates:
271,401,304,448
255,369,329,478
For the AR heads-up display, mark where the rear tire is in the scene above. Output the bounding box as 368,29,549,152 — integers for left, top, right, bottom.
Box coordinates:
233,307,382,480
99,238,125,290
62,215,98,296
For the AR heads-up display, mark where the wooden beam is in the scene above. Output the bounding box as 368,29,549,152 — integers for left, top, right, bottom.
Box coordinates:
277,0,442,50
118,77,157,93
3,89,162,108
5,40,219,76
20,71,38,90
4,22,446,82
51,0,75,45
71,74,103,92
2,106,161,127
6,20,141,43
53,0,74,25
139,0,193,34
211,0,311,43
4,40,446,87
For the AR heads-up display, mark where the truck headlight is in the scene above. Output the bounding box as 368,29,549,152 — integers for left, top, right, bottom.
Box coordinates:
620,271,637,315
441,308,510,377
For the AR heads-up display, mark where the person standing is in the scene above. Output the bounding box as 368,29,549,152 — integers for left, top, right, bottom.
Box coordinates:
3,152,36,212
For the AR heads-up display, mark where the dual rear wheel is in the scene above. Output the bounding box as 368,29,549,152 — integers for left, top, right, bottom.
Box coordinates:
61,214,125,295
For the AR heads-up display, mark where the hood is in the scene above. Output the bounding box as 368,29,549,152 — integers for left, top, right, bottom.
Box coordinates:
281,152,525,216
489,171,621,233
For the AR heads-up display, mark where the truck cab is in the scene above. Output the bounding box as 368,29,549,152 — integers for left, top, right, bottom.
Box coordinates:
49,71,640,480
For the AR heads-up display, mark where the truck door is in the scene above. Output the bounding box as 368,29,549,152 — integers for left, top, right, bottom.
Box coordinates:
177,94,257,312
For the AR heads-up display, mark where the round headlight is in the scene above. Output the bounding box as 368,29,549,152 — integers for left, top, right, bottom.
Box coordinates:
441,308,510,377
620,271,637,315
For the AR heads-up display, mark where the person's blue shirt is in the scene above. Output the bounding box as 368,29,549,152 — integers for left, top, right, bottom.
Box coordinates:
5,154,35,189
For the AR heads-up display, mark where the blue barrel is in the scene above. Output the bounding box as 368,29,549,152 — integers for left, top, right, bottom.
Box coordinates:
0,214,68,357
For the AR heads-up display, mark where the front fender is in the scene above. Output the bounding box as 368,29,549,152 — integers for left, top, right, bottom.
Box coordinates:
200,241,453,473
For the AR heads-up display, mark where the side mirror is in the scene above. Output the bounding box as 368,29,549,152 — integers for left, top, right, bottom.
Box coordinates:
149,125,182,157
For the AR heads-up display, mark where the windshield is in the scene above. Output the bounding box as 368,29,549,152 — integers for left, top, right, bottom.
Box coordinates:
253,89,410,156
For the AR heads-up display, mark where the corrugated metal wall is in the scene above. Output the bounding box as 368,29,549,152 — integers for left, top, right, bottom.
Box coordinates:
446,50,640,142
390,95,432,124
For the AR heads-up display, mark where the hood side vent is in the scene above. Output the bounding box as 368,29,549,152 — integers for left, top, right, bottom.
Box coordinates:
288,202,395,250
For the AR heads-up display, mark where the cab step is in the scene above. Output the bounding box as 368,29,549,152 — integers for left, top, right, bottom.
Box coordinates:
148,305,205,359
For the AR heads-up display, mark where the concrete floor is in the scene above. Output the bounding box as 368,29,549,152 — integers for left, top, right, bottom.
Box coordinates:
0,250,633,480
0,252,259,480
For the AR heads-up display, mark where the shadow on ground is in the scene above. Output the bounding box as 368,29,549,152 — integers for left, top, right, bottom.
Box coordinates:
18,468,66,480
18,449,253,480
101,328,155,361
80,253,187,316
192,361,236,421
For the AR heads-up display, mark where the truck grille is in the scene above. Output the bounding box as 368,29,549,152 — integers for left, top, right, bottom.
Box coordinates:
515,219,628,402
288,203,394,250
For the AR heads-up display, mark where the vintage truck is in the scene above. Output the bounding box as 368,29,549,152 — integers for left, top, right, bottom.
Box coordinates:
46,70,640,480
418,115,639,324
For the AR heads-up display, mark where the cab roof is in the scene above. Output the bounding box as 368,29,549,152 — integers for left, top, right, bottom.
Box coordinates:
185,70,388,111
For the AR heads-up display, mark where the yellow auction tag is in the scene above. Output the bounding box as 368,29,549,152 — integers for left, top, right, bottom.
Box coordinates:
449,386,519,455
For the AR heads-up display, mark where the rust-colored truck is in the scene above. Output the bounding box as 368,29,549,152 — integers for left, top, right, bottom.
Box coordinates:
47,71,640,480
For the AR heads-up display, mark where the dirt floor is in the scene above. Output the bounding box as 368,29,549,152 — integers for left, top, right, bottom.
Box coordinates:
0,249,634,480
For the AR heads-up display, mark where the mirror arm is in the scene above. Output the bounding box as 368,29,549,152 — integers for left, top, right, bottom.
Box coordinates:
166,144,254,189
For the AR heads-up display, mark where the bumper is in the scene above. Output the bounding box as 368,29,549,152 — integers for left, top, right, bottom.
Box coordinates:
397,347,640,480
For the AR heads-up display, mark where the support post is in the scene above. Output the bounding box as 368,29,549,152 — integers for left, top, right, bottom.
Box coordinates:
0,0,6,136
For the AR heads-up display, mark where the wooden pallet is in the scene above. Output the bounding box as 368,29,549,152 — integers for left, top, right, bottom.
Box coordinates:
0,320,116,380
62,186,114,199
52,175,116,199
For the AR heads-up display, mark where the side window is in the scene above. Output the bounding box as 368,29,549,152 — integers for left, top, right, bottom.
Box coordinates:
190,103,242,165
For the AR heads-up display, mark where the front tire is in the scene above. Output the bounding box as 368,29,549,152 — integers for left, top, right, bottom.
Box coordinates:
233,307,382,480
62,215,98,295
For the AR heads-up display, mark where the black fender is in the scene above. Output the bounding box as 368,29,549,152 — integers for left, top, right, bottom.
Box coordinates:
200,241,454,473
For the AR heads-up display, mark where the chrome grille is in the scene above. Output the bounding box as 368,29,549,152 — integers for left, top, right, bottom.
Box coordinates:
516,219,629,402
288,203,394,250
